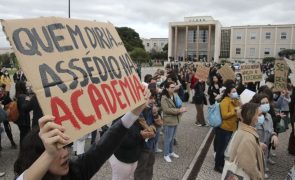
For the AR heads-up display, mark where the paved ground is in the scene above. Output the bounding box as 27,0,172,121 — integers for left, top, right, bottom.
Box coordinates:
197,127,295,180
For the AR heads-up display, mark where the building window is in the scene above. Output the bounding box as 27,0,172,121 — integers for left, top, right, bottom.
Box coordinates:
280,48,286,51
199,30,208,43
236,48,241,55
161,43,164,46
154,43,157,47
147,43,149,47
281,32,287,39
188,30,197,43
250,48,255,57
264,48,271,55
250,32,256,40
236,32,242,40
265,32,271,40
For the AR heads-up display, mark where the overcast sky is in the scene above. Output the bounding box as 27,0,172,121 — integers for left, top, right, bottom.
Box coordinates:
1,0,295,47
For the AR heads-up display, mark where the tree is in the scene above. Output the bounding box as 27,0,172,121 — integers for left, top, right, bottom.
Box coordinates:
115,27,144,52
10,52,19,68
162,43,168,52
278,49,295,60
129,48,149,64
162,43,168,60
0,53,11,68
262,57,275,64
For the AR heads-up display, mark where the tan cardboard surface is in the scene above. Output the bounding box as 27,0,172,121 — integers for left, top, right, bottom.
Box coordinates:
1,17,145,144
218,64,235,82
240,64,262,83
284,57,295,86
195,64,210,81
274,60,288,91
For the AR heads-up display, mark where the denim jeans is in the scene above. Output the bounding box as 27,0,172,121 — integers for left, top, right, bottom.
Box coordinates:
214,127,233,168
164,125,177,156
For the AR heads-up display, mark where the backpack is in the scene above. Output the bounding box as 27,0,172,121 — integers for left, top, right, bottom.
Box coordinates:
175,95,183,108
208,102,222,127
5,101,19,123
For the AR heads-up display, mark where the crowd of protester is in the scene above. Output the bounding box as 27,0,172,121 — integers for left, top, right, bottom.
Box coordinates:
0,60,293,179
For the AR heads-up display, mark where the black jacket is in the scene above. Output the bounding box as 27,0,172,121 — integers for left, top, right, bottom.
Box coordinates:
208,84,220,105
29,94,43,128
114,121,144,163
193,81,207,105
16,94,32,126
62,120,129,180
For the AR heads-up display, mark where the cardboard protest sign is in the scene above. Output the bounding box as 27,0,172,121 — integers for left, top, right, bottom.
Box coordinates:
240,89,256,104
195,64,210,81
218,64,235,82
284,57,295,85
274,60,288,91
1,17,145,144
240,64,262,83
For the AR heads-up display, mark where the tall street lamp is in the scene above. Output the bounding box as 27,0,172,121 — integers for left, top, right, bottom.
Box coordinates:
68,0,71,18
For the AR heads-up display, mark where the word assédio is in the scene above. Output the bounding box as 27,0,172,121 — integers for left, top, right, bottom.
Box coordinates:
41,52,143,129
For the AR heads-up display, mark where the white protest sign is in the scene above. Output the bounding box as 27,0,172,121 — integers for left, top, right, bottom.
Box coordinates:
240,89,256,104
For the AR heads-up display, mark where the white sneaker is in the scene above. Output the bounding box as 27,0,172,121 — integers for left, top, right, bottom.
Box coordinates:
164,155,172,162
267,158,276,165
0,172,5,177
170,152,179,158
264,173,269,179
155,148,163,153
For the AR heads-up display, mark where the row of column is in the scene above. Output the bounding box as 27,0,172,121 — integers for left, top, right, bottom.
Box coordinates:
173,25,212,62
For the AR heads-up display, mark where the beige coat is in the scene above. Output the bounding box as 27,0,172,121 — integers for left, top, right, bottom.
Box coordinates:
228,122,265,180
161,95,182,126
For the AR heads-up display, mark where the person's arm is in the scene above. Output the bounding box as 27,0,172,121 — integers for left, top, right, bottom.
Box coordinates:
220,99,236,120
22,152,55,180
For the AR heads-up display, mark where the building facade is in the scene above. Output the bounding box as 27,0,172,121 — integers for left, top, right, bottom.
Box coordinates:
142,38,168,52
229,24,295,63
168,16,221,62
169,16,295,63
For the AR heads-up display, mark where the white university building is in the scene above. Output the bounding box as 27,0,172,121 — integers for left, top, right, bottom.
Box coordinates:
168,16,295,63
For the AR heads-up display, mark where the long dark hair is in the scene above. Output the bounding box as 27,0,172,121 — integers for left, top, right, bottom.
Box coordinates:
14,127,57,179
258,85,273,103
250,93,269,104
161,81,175,99
15,81,27,98
14,128,43,171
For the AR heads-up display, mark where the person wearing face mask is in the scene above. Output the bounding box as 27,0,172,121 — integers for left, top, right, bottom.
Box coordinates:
214,81,241,173
250,93,279,179
227,103,265,179
208,75,221,105
235,73,246,95
0,70,12,92
276,90,291,129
